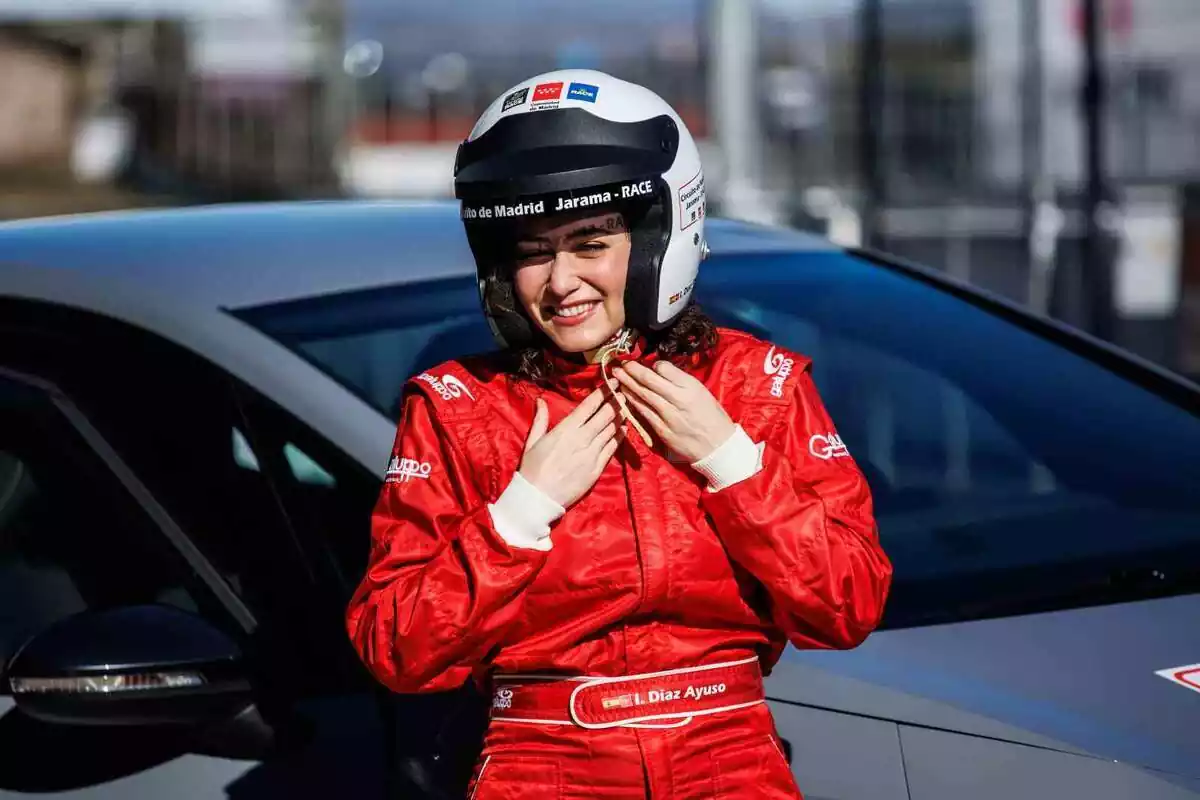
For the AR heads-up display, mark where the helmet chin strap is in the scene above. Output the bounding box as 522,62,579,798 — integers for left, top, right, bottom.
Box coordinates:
591,328,654,448
585,327,635,365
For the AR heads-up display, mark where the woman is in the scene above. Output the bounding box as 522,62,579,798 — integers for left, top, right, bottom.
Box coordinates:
346,70,892,799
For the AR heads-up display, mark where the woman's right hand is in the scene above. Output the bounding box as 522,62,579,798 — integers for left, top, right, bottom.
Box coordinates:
519,389,620,508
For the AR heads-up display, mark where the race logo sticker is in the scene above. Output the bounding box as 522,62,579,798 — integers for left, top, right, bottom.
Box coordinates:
1155,663,1200,695
566,82,599,103
763,346,794,398
501,87,529,112
385,456,432,484
809,433,850,460
417,372,475,401
679,169,706,231
530,81,564,111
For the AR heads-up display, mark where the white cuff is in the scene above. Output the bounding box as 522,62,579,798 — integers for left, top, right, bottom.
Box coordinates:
487,472,564,551
691,425,765,492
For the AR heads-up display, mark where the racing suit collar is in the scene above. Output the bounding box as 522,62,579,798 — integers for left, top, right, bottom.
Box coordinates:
542,329,658,447
542,330,656,399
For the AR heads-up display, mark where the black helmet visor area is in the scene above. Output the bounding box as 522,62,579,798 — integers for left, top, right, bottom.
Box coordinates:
459,175,662,226
454,109,679,202
461,174,673,347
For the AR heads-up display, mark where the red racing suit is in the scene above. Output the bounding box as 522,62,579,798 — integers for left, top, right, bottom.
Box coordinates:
346,328,892,799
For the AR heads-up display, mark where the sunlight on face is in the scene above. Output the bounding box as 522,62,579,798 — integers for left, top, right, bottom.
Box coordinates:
511,210,631,354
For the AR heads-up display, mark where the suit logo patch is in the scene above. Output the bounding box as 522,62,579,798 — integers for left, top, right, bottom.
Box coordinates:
418,372,475,401
763,347,795,398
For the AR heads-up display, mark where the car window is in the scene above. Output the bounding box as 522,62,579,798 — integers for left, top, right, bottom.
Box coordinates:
699,251,1200,626
232,277,495,418
0,374,228,682
230,382,382,597
233,250,1200,627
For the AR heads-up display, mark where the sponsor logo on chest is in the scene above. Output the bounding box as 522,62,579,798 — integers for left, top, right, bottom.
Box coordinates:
417,372,475,401
763,347,794,398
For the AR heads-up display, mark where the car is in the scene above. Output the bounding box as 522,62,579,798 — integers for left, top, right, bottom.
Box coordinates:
0,201,1198,800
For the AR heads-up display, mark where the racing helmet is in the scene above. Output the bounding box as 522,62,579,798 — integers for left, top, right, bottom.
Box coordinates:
453,70,708,349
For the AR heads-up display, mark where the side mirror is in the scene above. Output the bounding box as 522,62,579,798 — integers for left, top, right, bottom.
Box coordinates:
5,604,253,728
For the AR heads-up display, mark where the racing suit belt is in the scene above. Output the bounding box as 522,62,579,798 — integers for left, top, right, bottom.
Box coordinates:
488,656,765,729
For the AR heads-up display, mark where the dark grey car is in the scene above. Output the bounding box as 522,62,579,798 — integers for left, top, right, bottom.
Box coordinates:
1,202,1198,799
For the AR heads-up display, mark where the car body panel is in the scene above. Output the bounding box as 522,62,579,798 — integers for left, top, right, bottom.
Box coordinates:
781,596,1200,781
899,725,1200,800
0,696,386,800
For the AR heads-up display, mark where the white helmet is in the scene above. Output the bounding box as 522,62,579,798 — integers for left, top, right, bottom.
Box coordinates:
453,69,707,349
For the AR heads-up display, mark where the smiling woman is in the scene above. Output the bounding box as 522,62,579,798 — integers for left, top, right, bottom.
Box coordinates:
510,209,633,353
341,69,892,799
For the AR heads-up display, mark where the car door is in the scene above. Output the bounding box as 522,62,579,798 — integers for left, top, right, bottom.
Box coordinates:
699,248,1200,797
228,362,492,800
0,299,391,799
0,367,268,800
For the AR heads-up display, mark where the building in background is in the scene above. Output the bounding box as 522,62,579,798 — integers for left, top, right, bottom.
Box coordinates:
0,0,339,208
0,28,84,171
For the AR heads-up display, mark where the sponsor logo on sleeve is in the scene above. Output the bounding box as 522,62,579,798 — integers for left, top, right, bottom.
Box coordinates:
530,81,564,111
762,346,794,398
1155,663,1200,695
417,372,476,401
809,433,849,460
566,82,599,103
492,687,514,710
501,87,529,112
385,456,433,484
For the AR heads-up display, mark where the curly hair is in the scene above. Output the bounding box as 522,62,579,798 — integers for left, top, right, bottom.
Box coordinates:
507,304,719,385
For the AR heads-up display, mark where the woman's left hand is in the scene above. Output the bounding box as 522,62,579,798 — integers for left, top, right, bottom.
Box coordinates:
612,361,736,464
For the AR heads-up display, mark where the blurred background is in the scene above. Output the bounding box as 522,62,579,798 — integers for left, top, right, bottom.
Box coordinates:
2,0,1199,381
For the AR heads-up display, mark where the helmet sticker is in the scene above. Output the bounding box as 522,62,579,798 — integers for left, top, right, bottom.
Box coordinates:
668,279,695,307
461,178,656,221
566,82,599,103
530,82,564,111
501,87,529,112
679,169,706,231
